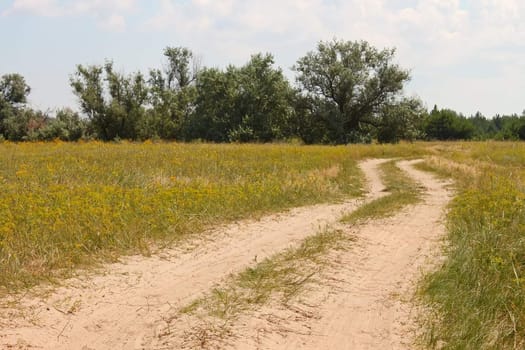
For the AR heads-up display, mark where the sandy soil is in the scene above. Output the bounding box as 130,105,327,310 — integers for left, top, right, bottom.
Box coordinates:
217,160,453,350
0,159,388,350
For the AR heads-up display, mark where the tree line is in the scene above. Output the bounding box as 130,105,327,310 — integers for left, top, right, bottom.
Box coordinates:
1,39,523,143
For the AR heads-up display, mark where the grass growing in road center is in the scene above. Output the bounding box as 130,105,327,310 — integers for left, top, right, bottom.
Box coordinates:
175,227,353,347
342,160,423,223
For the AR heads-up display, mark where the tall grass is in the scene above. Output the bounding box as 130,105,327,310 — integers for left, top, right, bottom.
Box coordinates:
420,141,525,349
0,141,374,292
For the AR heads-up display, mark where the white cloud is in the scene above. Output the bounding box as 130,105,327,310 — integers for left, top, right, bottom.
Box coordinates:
99,13,126,32
3,0,136,32
3,0,64,16
71,0,136,16
144,0,212,32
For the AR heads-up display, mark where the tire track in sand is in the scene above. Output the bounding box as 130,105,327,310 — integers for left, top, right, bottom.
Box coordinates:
0,159,388,350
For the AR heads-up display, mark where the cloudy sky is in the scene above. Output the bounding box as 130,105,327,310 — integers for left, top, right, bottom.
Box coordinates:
1,0,524,117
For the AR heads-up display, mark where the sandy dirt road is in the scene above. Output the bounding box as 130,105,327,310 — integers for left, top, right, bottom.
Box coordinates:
217,160,453,350
0,159,388,350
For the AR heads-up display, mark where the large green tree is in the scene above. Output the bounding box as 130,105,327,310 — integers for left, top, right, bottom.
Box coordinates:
469,111,497,140
189,66,239,142
70,62,148,140
0,73,30,106
294,39,411,143
425,107,474,140
230,53,293,142
376,97,427,143
190,53,293,142
491,114,525,140
0,73,31,137
145,47,199,140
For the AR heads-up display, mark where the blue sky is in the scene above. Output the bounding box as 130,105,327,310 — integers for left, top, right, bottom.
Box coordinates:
1,0,524,117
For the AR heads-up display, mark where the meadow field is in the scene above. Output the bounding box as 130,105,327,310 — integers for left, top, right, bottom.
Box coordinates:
0,140,425,291
1,140,524,348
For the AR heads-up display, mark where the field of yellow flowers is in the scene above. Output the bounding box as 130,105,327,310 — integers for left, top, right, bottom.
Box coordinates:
0,140,426,292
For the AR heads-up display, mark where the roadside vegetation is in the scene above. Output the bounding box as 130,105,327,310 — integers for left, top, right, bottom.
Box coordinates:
419,142,525,349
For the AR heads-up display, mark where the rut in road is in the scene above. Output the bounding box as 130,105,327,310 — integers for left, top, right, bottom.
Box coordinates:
0,159,388,350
